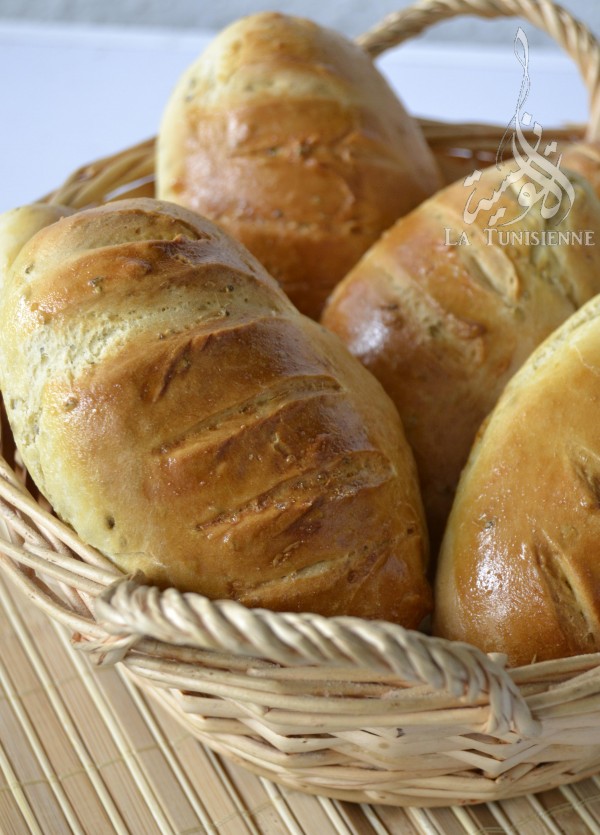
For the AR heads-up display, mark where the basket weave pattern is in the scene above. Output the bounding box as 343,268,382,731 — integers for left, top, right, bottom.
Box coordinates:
3,0,600,807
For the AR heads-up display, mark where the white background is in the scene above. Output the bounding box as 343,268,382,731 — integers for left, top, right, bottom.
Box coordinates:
0,13,593,214
0,0,598,44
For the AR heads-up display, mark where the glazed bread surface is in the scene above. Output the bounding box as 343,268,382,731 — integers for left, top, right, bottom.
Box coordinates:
322,161,600,551
0,198,431,626
434,294,600,665
157,11,442,319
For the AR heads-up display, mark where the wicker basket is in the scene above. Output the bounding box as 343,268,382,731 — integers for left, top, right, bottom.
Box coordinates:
3,0,600,809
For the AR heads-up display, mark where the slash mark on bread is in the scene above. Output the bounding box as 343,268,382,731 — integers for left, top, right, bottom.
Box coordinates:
571,444,600,508
533,529,596,650
156,373,342,455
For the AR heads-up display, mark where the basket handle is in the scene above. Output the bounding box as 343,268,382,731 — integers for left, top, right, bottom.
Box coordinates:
357,0,600,141
92,576,541,738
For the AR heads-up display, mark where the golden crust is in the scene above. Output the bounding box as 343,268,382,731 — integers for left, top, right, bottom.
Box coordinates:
434,294,600,665
561,140,600,198
156,11,442,319
322,162,600,551
0,198,431,626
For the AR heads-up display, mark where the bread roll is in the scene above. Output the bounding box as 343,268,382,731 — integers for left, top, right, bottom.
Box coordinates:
321,161,600,551
156,12,442,319
0,203,72,283
434,294,600,665
561,140,600,197
0,198,431,625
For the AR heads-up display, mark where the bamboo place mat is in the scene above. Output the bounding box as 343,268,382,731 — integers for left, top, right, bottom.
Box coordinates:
3,571,600,835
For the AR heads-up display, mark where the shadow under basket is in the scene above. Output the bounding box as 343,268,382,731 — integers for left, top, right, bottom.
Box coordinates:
4,0,600,808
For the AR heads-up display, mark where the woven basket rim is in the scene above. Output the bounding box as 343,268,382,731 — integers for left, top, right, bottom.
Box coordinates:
3,0,600,808
5,393,600,806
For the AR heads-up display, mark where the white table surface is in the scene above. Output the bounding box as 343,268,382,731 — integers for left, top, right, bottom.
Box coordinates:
0,19,590,214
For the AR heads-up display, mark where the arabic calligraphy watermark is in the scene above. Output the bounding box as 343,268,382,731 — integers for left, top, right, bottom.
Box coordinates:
444,28,594,248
